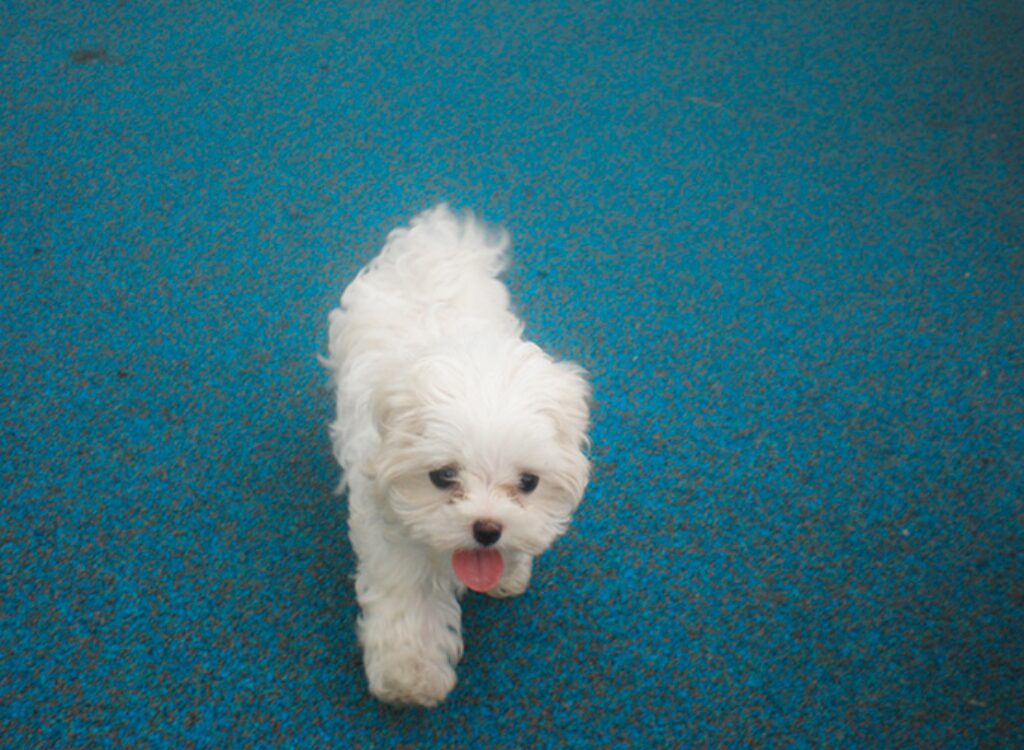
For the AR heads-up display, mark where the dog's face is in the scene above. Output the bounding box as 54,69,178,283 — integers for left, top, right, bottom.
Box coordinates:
370,340,590,588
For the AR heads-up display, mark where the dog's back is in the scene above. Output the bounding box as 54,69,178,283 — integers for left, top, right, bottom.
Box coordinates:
325,204,523,477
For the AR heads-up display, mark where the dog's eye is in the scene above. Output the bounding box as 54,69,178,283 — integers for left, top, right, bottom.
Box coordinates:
518,473,539,493
429,467,459,489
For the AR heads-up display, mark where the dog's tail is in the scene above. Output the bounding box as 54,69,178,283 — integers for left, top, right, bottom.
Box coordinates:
362,203,509,289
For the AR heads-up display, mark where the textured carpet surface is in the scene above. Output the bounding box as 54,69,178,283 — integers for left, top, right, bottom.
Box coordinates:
2,0,1023,747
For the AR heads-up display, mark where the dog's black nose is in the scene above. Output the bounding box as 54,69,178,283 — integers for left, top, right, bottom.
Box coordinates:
472,520,502,547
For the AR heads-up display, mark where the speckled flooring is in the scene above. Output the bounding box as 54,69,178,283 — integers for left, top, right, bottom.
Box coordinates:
2,1,1022,747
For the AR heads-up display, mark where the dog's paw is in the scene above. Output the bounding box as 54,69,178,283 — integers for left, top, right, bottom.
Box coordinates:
487,553,533,599
365,651,457,707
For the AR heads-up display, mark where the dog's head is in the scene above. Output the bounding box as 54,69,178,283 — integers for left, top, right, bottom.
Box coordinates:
370,338,590,591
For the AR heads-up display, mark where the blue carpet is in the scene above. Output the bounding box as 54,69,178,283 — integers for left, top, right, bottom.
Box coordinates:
2,0,1022,747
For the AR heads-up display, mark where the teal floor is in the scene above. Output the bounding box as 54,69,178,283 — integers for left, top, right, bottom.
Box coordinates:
2,1,1022,747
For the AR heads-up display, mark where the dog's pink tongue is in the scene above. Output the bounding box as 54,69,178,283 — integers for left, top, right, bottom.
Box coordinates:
452,549,505,592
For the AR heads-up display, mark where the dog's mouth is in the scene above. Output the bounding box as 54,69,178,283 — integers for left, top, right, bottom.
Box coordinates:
452,549,504,592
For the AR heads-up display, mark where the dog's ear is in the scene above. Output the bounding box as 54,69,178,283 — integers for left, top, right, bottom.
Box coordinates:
370,355,460,441
547,361,591,451
372,381,418,441
365,379,422,479
367,357,456,480
541,360,591,503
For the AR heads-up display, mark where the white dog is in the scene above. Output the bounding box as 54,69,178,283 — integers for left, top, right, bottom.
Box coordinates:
324,205,591,706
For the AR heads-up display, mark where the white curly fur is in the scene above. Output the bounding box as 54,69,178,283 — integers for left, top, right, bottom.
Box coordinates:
324,205,590,706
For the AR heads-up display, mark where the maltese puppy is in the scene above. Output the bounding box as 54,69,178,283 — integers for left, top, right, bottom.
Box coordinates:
324,205,590,706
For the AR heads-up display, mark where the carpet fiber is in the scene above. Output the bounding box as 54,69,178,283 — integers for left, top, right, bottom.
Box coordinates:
2,0,1022,747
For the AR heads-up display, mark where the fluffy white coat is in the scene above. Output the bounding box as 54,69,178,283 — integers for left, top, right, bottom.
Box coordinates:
324,205,590,706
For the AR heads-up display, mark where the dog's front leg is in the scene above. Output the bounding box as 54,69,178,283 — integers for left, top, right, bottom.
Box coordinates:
487,551,533,598
354,550,463,707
